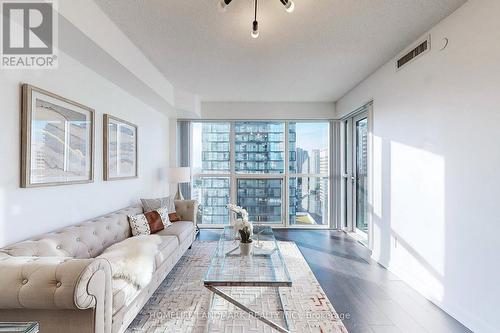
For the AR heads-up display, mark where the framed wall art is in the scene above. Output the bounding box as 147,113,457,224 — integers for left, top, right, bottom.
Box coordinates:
103,114,138,181
21,84,95,188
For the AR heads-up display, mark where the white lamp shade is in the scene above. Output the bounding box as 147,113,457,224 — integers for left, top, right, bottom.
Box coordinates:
167,167,191,183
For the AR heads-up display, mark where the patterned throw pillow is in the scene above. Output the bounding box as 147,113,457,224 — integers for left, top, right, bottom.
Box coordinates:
157,207,171,226
128,206,172,236
141,196,175,213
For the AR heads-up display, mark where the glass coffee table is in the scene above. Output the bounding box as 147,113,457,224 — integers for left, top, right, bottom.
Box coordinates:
204,226,292,332
0,322,39,333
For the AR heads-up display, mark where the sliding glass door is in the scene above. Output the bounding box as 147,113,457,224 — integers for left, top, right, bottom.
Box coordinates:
354,115,368,234
343,104,370,246
183,120,331,228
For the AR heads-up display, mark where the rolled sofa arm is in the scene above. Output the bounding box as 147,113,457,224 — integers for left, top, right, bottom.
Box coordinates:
175,200,199,225
0,255,112,333
74,258,113,333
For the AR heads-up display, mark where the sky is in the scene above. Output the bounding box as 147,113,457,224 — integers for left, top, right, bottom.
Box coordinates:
294,123,329,153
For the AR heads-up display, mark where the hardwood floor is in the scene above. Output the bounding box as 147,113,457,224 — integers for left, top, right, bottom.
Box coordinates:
197,229,471,333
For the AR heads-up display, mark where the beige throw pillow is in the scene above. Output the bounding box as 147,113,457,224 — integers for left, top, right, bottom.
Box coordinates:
141,196,175,213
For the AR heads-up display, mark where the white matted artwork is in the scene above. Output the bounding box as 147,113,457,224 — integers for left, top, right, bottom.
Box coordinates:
104,114,138,180
21,84,95,188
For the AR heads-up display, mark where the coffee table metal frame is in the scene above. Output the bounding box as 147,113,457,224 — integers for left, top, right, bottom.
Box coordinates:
203,226,292,333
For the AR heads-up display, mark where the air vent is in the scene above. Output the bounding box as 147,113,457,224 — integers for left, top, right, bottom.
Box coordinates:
396,36,431,70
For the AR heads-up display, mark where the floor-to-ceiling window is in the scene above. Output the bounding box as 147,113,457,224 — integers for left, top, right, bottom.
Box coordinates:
289,122,330,226
235,122,285,224
191,122,231,225
182,120,332,228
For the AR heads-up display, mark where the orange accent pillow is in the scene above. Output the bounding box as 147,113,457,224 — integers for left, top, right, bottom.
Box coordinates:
168,212,181,222
144,211,165,233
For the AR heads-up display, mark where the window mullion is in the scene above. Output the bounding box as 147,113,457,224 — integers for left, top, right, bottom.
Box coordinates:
230,121,236,207
284,122,290,227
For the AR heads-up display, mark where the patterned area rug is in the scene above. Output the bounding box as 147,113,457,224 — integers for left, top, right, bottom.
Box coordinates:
126,241,348,333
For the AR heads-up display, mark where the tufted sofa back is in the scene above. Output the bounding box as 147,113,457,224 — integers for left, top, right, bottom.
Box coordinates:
0,206,142,259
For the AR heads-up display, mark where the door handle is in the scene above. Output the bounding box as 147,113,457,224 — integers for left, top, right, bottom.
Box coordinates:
342,174,357,182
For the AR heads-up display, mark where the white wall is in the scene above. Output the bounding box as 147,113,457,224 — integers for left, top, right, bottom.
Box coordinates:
0,50,170,247
59,0,176,109
336,0,500,332
202,102,335,120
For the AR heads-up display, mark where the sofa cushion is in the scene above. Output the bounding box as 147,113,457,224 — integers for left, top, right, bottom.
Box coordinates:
155,236,179,269
156,221,194,244
112,235,177,314
112,279,140,315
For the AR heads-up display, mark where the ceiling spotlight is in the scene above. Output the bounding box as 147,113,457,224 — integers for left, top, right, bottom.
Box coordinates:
251,20,259,38
280,0,295,13
217,0,232,12
251,0,259,38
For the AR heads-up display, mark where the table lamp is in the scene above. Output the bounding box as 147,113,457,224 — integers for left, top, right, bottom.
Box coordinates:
168,167,191,200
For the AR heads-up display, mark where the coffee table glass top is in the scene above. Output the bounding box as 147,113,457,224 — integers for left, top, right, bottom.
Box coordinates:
0,322,39,333
204,226,292,286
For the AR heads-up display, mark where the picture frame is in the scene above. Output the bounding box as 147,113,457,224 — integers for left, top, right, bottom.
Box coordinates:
21,84,95,188
103,114,138,181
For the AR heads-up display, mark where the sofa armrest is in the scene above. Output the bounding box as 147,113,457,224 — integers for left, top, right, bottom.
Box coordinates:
0,256,94,309
175,200,199,225
74,258,112,310
74,258,113,333
0,256,112,332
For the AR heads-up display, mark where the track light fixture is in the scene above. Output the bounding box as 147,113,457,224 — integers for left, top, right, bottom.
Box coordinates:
218,0,295,38
217,0,232,12
252,20,259,39
251,0,259,38
280,0,295,13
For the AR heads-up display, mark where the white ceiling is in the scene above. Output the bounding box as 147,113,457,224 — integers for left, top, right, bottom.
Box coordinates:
95,0,465,102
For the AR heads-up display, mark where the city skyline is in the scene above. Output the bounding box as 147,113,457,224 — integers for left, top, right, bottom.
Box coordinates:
190,122,329,226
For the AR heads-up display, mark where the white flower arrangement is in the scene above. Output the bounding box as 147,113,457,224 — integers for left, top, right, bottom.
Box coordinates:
226,204,253,243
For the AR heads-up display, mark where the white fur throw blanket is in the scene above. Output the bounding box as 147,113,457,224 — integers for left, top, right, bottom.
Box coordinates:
98,235,162,289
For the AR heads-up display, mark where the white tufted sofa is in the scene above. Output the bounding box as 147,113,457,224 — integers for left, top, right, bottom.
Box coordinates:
0,200,198,333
